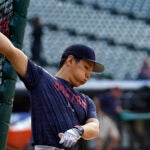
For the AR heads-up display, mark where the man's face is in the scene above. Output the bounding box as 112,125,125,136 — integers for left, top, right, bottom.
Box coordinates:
112,88,122,99
69,58,94,87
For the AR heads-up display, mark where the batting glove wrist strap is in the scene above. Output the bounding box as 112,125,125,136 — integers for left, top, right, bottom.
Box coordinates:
74,125,84,136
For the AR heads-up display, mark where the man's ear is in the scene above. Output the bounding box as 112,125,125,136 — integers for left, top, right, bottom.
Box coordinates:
66,55,75,66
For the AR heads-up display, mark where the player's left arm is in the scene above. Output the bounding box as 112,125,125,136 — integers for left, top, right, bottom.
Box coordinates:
59,117,99,148
58,118,99,148
59,97,99,148
81,117,99,140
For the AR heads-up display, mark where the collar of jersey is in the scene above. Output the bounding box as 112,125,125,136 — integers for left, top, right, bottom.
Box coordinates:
55,76,74,88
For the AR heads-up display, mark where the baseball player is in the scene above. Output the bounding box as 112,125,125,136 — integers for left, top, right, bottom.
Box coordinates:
0,32,104,150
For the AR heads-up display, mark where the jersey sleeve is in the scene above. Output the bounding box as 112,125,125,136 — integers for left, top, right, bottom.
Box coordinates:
18,59,43,90
86,96,97,119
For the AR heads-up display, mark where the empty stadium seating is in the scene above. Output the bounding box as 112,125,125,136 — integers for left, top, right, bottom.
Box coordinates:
22,0,150,80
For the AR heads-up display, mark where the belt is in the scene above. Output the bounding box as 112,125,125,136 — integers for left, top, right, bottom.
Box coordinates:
34,145,64,150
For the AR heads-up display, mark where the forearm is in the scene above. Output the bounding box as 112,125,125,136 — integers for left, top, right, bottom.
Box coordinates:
0,32,28,77
0,32,15,56
81,118,99,140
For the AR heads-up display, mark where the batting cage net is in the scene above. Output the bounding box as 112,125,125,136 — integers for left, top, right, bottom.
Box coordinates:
0,0,30,150
0,0,13,85
0,0,13,35
0,54,5,84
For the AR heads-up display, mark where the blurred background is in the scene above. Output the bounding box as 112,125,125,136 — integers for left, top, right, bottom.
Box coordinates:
6,0,150,150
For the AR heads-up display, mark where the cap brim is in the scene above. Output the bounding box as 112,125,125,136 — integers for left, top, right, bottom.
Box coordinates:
93,62,104,72
86,58,104,72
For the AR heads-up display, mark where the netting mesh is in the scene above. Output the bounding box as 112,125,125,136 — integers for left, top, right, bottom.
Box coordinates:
0,54,5,84
0,0,13,84
0,0,13,36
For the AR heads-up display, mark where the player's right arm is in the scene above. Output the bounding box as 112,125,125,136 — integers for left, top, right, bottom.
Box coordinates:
0,32,28,78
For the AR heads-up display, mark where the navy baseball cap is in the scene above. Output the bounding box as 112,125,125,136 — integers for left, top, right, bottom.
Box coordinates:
61,44,104,72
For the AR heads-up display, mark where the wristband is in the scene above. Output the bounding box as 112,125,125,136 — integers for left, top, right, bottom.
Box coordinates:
74,125,84,136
